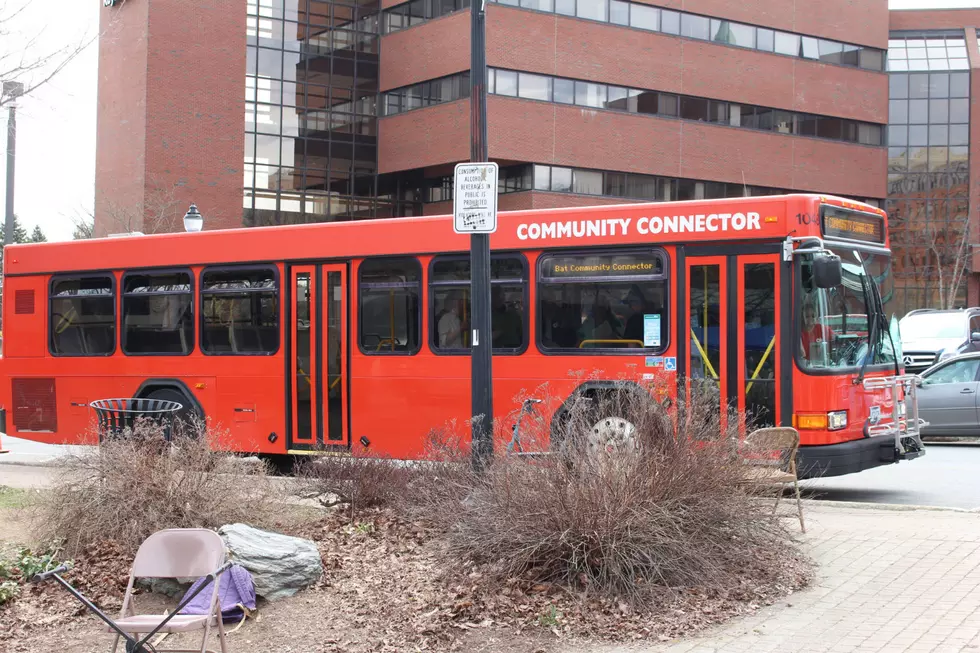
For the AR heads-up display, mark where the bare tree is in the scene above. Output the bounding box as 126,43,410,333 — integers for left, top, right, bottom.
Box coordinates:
0,1,94,107
98,182,187,235
924,217,974,310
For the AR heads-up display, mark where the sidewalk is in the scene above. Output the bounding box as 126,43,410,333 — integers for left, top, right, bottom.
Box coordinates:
594,503,980,653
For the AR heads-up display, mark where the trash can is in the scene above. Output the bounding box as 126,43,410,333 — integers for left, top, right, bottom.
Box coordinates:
90,398,183,442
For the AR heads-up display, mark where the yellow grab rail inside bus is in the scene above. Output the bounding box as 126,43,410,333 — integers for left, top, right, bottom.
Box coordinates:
745,335,776,395
578,339,645,348
375,338,395,351
689,329,719,380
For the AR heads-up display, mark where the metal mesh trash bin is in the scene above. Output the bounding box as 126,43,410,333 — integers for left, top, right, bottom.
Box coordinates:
90,398,183,442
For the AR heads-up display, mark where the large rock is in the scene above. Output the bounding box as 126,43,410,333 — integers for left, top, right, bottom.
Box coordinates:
218,523,322,601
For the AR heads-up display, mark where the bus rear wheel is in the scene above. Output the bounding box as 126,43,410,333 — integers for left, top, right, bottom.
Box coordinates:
144,388,200,438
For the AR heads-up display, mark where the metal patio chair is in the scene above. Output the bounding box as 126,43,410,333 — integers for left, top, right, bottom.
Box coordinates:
741,427,806,533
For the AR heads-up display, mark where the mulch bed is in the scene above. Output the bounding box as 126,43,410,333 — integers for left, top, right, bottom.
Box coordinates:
0,508,811,653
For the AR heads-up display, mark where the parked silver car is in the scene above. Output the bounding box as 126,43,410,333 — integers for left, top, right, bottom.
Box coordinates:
912,352,980,436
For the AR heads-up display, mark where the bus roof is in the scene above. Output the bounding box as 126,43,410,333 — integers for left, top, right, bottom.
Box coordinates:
5,193,884,277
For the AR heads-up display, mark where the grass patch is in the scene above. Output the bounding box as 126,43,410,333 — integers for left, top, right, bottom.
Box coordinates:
0,486,30,510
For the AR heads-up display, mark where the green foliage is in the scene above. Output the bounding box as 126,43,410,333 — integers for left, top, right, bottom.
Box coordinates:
11,544,67,581
0,580,18,606
27,225,46,243
538,605,561,627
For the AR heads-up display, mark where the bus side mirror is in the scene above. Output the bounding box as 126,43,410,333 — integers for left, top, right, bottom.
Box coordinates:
971,332,980,343
812,253,842,289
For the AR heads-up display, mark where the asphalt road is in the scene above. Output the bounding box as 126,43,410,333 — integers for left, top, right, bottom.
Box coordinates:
2,435,978,509
801,443,980,510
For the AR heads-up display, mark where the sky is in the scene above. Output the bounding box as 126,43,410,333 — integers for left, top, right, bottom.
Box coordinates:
0,0,977,242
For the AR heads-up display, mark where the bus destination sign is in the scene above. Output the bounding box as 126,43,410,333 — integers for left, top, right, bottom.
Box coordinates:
821,207,885,244
542,253,664,279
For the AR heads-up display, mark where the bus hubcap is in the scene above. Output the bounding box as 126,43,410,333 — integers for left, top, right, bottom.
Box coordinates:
589,417,637,454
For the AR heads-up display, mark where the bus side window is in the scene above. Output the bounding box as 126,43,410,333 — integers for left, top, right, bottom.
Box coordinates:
200,266,279,355
537,250,668,353
121,270,194,355
428,254,527,355
49,275,116,357
358,257,421,354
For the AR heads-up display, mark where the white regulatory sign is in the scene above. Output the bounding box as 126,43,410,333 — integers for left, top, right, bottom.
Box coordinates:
453,162,499,234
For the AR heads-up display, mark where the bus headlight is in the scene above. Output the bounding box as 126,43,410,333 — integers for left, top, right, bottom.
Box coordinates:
827,411,848,431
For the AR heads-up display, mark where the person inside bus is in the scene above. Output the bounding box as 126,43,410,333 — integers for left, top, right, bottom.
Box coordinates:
491,287,523,349
579,295,622,345
623,286,648,345
800,302,833,362
438,293,465,349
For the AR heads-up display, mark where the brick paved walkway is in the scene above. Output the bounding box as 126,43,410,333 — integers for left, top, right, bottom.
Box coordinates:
595,504,980,653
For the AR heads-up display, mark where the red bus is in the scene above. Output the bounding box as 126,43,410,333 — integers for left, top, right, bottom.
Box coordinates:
0,194,924,476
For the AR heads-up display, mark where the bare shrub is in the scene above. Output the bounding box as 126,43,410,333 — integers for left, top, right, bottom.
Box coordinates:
33,419,282,555
415,381,794,605
295,454,417,519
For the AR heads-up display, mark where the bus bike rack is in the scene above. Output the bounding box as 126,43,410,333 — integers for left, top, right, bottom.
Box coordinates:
860,374,928,459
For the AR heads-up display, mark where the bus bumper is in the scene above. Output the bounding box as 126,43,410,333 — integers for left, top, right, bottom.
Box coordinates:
797,433,925,479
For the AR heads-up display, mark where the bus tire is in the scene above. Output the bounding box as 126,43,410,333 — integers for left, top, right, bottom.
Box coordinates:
143,387,201,437
551,383,663,456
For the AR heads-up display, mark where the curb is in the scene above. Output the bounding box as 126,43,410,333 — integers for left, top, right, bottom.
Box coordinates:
808,498,980,513
922,439,980,447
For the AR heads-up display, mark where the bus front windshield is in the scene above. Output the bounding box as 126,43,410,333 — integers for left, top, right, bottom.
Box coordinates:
798,247,897,372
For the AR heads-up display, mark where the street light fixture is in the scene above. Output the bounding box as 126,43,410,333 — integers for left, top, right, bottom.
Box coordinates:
183,204,203,232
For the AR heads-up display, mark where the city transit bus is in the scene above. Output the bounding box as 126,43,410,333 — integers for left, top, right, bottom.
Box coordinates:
0,194,924,477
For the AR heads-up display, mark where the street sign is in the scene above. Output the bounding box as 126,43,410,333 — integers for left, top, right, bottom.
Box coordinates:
453,162,498,234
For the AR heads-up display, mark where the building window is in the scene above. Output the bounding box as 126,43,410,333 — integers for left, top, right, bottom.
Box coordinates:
487,68,885,145
49,275,115,357
358,258,421,354
122,270,194,355
201,266,279,355
430,255,527,353
538,250,668,352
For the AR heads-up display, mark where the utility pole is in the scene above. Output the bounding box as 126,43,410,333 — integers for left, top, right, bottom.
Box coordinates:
469,0,493,471
3,81,24,246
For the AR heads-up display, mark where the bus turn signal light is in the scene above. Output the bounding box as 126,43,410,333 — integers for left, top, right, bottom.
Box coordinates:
794,411,848,431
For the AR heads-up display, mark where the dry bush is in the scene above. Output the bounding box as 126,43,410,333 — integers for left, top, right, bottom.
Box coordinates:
33,418,282,555
294,454,418,518
415,380,795,604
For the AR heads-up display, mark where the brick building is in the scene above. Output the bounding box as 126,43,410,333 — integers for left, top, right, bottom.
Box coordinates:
92,0,979,310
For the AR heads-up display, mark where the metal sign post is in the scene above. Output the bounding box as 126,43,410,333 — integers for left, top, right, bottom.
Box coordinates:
462,0,494,471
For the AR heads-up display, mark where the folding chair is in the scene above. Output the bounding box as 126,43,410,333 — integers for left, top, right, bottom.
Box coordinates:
741,427,805,533
32,529,232,653
110,528,231,653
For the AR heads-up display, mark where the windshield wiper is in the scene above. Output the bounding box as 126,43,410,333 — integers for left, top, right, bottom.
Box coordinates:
854,255,895,385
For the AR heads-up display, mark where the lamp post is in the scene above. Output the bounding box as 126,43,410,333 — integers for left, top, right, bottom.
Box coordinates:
3,81,24,247
183,204,203,232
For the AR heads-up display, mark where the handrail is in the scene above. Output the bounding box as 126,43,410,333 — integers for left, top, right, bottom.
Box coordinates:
745,335,776,394
375,338,395,351
578,339,645,348
689,329,718,380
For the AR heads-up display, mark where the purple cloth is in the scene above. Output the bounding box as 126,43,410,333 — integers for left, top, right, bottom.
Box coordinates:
178,563,256,622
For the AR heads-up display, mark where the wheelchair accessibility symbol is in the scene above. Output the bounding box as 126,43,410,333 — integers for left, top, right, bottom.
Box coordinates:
664,357,677,372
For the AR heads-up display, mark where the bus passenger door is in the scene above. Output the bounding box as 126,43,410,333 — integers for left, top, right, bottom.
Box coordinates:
289,266,318,450
684,252,781,430
320,265,348,447
288,264,349,451
737,255,780,428
685,257,728,421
